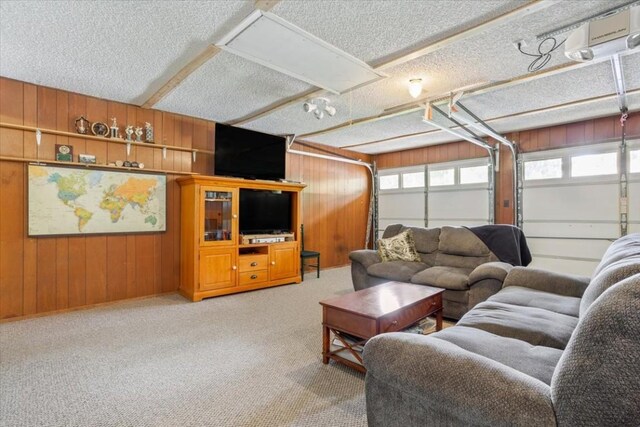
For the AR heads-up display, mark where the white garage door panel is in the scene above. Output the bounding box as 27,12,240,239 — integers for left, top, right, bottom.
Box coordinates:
379,192,424,220
523,222,619,239
428,189,488,221
528,257,598,277
527,238,611,260
429,219,488,228
523,183,618,221
628,181,640,222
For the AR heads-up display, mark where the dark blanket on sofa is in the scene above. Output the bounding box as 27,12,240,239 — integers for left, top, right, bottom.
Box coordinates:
465,225,532,266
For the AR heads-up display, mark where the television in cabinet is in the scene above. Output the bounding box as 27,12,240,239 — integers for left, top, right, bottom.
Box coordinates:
177,175,305,302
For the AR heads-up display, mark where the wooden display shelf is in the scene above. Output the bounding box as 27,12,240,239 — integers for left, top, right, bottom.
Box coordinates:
0,155,198,176
0,122,214,155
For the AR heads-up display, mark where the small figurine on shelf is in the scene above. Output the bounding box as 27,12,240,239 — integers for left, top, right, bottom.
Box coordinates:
110,117,119,139
144,122,154,143
75,116,89,134
135,126,143,142
125,125,134,141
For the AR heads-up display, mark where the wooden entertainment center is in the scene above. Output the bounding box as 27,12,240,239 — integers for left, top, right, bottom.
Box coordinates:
177,175,306,301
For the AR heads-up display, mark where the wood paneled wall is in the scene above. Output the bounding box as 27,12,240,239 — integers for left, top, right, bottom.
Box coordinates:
374,111,640,224
286,141,372,269
0,77,372,320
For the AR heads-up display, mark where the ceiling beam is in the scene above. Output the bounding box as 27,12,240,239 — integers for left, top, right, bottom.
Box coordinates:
141,45,221,109
141,0,281,109
228,0,558,125
342,88,640,150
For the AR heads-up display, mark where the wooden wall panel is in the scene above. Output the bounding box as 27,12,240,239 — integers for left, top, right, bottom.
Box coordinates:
286,142,372,270
1,77,372,320
374,111,640,226
0,78,201,320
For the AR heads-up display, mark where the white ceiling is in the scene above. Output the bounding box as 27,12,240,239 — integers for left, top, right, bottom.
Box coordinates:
1,0,638,155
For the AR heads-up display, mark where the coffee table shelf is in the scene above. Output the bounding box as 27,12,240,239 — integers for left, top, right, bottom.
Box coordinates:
319,281,444,373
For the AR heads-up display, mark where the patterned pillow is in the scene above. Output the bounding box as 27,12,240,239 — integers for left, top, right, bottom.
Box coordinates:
377,229,422,262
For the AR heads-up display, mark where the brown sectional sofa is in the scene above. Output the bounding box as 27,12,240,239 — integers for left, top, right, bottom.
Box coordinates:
350,224,528,319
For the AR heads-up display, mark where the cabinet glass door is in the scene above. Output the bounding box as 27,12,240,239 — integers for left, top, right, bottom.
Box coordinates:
201,187,236,245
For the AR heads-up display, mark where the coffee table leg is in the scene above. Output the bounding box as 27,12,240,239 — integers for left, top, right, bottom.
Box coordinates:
322,325,330,364
436,309,443,331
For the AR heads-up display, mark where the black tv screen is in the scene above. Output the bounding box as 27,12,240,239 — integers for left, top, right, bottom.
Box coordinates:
215,123,286,181
240,189,292,234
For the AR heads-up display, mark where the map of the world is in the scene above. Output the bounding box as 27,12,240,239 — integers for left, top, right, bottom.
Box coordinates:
28,165,166,236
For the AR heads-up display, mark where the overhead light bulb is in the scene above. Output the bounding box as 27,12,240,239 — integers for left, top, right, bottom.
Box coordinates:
408,78,423,98
303,102,317,113
314,109,324,120
325,105,336,116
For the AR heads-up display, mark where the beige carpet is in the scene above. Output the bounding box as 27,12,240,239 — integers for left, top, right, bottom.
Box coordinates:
0,267,367,427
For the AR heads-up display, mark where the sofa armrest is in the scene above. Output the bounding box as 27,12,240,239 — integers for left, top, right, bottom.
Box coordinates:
503,266,590,297
349,249,381,269
469,262,514,285
363,333,556,427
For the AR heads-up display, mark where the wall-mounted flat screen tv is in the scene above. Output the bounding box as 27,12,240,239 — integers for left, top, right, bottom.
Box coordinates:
239,189,292,234
214,123,286,181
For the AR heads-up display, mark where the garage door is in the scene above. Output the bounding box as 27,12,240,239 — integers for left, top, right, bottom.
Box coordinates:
377,158,492,238
377,166,426,238
427,159,492,228
521,142,631,276
628,140,640,234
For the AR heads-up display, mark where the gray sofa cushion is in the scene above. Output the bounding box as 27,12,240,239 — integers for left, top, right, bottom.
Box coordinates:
552,274,640,426
367,260,427,282
488,286,581,317
457,301,579,349
432,326,563,385
579,255,640,316
411,266,472,290
401,226,440,253
438,226,490,257
591,233,640,277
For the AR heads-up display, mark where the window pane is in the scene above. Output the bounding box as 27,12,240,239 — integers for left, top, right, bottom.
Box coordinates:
379,174,399,190
630,150,640,174
402,172,425,188
524,158,562,180
571,152,617,177
429,169,454,186
460,165,488,184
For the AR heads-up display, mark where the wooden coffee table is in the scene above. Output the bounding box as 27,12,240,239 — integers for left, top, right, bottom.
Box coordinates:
319,281,443,372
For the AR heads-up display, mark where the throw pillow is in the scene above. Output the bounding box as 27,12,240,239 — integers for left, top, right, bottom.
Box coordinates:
377,229,422,262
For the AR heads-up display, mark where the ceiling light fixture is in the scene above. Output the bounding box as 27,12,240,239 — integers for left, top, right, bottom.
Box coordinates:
303,98,336,120
408,79,423,98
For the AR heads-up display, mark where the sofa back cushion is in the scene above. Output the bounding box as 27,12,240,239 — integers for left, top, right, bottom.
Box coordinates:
435,226,497,269
382,224,441,254
580,233,640,316
551,274,640,426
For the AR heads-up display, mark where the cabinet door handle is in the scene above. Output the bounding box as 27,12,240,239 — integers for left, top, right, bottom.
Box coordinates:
232,265,237,270
271,261,276,265
232,214,238,219
251,274,258,279
250,262,258,267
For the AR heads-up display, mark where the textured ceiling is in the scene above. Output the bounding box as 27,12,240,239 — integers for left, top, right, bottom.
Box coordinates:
244,0,632,139
0,0,255,105
0,0,637,156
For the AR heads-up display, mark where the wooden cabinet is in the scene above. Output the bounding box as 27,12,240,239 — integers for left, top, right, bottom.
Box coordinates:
199,248,237,290
269,242,299,281
178,175,305,302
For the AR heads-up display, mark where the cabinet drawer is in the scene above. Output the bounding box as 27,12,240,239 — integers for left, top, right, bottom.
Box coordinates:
239,270,268,286
379,294,442,333
239,255,269,272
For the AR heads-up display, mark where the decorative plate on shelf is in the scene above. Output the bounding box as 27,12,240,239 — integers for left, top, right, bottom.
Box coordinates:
91,122,109,137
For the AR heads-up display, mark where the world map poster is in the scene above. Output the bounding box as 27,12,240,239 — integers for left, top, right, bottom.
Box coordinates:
28,164,166,236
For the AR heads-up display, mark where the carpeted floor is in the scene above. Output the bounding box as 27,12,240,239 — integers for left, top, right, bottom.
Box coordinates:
0,267,368,427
